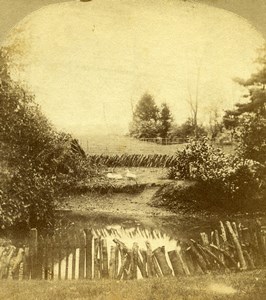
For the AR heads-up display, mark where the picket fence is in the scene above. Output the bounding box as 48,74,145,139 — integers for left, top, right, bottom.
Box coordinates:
0,220,266,280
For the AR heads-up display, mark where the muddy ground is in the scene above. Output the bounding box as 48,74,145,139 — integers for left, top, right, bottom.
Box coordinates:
57,167,266,241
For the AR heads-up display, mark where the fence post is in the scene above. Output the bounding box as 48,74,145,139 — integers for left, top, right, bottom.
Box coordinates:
65,239,70,280
226,221,247,270
102,239,109,278
23,246,30,280
29,228,38,279
72,235,77,280
85,229,93,279
153,247,172,276
79,231,86,279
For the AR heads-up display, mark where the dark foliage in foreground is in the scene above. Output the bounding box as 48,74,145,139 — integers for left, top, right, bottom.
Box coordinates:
0,48,98,230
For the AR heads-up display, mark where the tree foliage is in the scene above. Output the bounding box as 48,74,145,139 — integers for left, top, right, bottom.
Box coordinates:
166,47,266,212
159,103,173,139
169,118,207,141
168,138,264,211
132,93,159,122
223,46,266,165
129,93,173,139
0,47,97,230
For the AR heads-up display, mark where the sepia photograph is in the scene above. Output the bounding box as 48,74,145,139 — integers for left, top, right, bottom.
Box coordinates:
0,0,265,299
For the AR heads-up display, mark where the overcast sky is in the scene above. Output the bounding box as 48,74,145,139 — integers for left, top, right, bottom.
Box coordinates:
1,0,266,135
1,0,266,41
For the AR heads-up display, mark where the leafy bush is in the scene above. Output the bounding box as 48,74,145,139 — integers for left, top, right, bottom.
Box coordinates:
129,93,174,139
234,114,266,164
168,138,265,211
168,118,207,141
0,47,98,230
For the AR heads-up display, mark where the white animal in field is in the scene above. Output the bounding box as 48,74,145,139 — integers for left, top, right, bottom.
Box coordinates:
125,169,137,181
106,170,123,180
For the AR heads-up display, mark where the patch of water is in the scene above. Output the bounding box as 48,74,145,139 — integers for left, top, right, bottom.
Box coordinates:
53,226,180,279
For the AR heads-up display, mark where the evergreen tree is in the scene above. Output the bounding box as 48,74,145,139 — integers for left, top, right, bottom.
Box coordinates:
129,93,160,138
159,103,173,139
133,93,159,122
223,46,266,164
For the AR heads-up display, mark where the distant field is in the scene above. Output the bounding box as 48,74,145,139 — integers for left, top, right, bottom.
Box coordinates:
75,134,184,155
75,134,234,156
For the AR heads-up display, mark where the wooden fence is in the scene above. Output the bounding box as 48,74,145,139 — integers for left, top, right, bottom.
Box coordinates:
139,138,188,145
0,220,266,280
87,154,178,168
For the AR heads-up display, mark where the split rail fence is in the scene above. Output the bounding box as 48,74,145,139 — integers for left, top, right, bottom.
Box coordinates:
0,220,266,280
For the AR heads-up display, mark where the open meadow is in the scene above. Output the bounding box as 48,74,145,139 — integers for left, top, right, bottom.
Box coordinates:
76,134,184,155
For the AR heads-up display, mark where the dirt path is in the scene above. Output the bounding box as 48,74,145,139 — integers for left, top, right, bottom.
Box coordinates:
60,168,176,218
60,186,174,217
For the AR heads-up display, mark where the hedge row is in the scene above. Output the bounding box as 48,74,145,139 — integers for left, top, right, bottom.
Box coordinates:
87,154,177,168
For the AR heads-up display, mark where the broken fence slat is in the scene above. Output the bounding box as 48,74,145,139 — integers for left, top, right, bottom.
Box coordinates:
78,231,86,279
226,221,247,270
153,247,172,276
85,229,93,279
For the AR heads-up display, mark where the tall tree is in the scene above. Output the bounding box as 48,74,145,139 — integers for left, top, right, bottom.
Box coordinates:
186,59,202,138
223,46,266,163
129,93,160,138
133,93,159,122
159,103,173,139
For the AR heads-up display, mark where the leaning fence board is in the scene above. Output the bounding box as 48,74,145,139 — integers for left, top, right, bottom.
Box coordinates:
153,247,172,276
0,246,15,279
65,240,70,280
11,248,24,280
123,250,132,280
78,231,86,279
191,240,212,271
187,244,208,274
85,229,93,279
117,253,128,280
145,242,155,277
71,235,77,280
226,221,247,270
29,229,38,279
109,246,116,279
102,239,109,278
44,238,49,280
255,220,266,264
94,238,100,279
140,249,148,278
114,244,119,279
51,236,55,280
152,255,163,277
57,235,62,280
168,250,184,276
132,243,138,279
210,244,238,269
1,219,266,282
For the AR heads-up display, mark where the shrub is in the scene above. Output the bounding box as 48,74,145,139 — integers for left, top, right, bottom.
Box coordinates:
234,114,266,164
0,48,98,230
168,138,265,211
168,118,207,141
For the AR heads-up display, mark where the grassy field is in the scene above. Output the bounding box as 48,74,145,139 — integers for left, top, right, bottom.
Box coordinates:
1,270,265,300
75,134,234,156
76,134,183,155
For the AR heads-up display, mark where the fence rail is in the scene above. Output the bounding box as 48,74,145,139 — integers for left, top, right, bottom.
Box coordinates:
139,137,188,145
0,220,265,280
